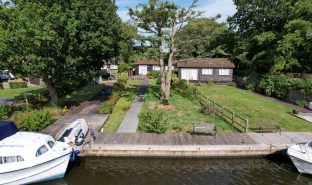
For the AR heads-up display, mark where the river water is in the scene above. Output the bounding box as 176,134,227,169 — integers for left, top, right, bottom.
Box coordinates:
38,155,312,185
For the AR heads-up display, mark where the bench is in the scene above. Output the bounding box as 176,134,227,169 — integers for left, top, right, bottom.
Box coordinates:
258,121,281,135
193,123,217,136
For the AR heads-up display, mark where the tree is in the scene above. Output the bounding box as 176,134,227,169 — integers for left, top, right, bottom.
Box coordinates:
175,18,230,59
129,0,199,103
227,0,296,74
0,0,121,102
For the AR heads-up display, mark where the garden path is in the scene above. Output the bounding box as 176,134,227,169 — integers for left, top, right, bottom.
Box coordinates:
117,78,148,133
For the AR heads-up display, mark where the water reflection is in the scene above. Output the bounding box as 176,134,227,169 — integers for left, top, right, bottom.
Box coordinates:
37,156,312,185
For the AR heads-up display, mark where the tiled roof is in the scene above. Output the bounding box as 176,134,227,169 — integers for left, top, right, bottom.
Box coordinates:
134,59,159,65
177,58,235,68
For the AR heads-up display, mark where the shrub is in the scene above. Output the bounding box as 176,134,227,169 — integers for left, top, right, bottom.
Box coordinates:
118,63,131,73
139,110,168,134
244,74,259,91
0,105,13,120
171,73,179,87
117,73,128,88
173,80,194,99
147,71,160,79
12,109,54,131
258,74,290,98
208,80,214,86
296,100,308,108
9,82,27,89
99,101,114,114
109,91,121,104
201,104,216,115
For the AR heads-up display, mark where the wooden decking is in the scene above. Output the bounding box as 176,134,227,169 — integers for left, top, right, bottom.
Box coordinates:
76,132,312,157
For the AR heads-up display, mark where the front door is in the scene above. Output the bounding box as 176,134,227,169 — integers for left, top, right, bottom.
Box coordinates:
139,65,148,75
181,69,198,80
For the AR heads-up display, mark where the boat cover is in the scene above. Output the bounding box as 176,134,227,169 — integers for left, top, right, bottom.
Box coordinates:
0,121,18,141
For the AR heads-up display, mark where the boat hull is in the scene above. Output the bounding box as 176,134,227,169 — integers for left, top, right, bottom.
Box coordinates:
289,155,312,175
0,153,71,185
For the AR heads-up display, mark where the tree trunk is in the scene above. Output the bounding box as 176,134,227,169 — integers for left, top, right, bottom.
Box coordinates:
158,37,168,104
43,78,59,103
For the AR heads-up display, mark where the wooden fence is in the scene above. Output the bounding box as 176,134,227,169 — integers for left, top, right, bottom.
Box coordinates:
193,88,249,133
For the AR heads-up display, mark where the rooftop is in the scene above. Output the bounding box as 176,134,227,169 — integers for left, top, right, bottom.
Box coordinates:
177,58,235,68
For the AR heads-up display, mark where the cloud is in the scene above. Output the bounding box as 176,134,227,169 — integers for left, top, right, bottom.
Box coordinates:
197,0,236,23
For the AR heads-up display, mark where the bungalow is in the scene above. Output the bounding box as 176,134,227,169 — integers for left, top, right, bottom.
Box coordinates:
101,59,119,77
134,59,160,75
134,59,176,75
177,58,235,83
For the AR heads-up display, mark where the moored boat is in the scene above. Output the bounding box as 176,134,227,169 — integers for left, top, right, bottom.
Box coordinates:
287,142,312,175
0,121,72,185
58,119,89,146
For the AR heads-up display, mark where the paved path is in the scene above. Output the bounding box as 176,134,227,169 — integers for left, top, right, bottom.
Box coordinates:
296,113,312,123
117,79,148,133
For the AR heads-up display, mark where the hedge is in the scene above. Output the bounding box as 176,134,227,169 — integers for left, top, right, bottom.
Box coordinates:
9,82,27,89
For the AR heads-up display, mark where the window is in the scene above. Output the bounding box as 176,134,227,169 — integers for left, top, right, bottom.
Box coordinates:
36,145,49,157
202,68,213,75
48,141,55,148
102,65,108,70
110,65,118,69
0,157,2,164
3,156,17,164
219,69,230,76
16,156,24,162
153,65,160,71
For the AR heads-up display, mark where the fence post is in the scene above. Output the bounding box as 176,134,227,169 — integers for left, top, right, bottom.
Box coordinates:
245,119,249,133
232,112,235,130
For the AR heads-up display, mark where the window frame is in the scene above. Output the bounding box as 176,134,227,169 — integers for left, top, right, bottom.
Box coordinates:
36,145,49,157
202,68,213,75
47,141,55,149
218,69,230,76
110,64,118,70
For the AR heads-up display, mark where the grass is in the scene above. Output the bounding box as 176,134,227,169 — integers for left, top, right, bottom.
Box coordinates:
140,79,232,133
62,84,104,103
196,85,312,132
102,80,142,133
0,87,44,99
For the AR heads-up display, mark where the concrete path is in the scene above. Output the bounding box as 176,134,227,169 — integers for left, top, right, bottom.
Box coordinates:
117,79,148,133
296,113,312,123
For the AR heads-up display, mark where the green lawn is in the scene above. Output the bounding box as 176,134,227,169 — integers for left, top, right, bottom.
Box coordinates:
62,84,104,103
196,85,312,132
102,80,141,132
0,87,44,99
140,79,233,133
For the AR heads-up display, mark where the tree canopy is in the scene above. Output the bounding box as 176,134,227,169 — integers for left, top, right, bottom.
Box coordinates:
0,0,121,101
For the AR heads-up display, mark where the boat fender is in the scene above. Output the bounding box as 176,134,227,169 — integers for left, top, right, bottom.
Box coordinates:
70,150,81,162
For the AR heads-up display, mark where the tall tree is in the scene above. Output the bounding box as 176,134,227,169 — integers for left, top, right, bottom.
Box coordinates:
175,18,230,59
0,0,121,102
129,0,199,103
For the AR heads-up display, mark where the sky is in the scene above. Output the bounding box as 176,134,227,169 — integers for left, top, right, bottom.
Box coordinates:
115,0,237,23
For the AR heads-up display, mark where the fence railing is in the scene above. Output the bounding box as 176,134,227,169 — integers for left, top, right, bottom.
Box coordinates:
193,88,249,133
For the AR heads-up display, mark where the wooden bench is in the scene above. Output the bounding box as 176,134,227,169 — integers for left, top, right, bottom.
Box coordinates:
258,121,281,135
193,123,217,136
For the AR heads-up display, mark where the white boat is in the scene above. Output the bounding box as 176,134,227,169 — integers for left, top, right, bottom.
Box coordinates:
58,119,89,146
0,121,72,185
287,142,312,175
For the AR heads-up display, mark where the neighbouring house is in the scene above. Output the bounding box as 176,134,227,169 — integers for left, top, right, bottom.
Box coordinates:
101,59,119,79
134,59,160,75
134,59,176,75
177,58,235,83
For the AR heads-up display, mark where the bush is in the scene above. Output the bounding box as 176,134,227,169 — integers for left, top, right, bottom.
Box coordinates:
244,74,259,91
99,101,114,114
208,80,214,86
118,63,131,73
12,109,54,131
109,91,121,104
9,82,27,89
296,100,308,108
117,73,128,88
139,110,168,134
147,71,160,79
0,105,13,120
173,80,194,99
171,73,179,87
201,104,216,115
258,74,290,98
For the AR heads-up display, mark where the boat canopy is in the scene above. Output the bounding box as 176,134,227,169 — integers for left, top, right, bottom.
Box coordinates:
0,121,18,141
